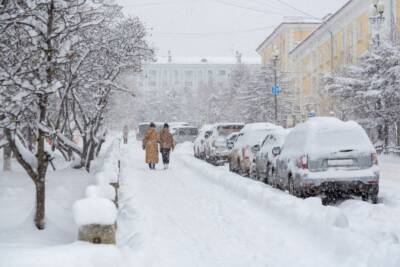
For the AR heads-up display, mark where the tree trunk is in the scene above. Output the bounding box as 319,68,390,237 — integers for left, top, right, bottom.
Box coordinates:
3,144,11,171
34,179,45,230
396,121,400,146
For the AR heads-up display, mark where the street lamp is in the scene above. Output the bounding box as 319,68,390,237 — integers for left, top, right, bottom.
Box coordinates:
369,0,385,47
272,47,280,124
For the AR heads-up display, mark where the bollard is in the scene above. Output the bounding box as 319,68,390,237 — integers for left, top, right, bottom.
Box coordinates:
78,224,116,245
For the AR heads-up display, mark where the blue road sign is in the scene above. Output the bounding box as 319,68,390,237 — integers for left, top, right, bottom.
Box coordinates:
272,85,281,95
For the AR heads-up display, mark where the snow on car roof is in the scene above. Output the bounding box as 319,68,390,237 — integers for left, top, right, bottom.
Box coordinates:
241,122,281,133
283,117,374,157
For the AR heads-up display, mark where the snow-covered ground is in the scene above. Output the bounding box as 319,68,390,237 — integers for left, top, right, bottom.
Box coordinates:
118,140,400,267
1,137,400,267
0,137,124,267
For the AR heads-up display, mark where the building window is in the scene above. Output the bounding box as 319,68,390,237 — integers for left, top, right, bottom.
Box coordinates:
185,70,193,87
149,70,157,87
174,70,179,85
218,70,226,76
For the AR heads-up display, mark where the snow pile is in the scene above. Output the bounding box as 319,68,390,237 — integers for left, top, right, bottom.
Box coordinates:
73,198,117,226
73,136,121,227
175,143,400,267
85,185,116,201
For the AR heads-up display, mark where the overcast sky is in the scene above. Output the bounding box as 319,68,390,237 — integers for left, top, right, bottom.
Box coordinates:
115,0,348,58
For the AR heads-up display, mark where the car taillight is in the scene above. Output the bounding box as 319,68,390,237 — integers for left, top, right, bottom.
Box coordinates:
371,152,378,165
242,146,250,159
297,155,308,169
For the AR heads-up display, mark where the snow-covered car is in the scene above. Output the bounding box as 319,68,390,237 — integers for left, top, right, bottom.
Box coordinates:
229,123,281,176
251,128,291,183
205,123,244,165
226,132,240,151
173,126,199,144
194,124,213,159
273,117,380,204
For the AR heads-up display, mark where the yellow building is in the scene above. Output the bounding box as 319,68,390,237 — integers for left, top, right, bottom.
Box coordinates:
289,0,398,119
256,19,320,125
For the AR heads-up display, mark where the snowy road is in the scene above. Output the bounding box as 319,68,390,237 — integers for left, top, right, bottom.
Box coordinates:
117,141,400,267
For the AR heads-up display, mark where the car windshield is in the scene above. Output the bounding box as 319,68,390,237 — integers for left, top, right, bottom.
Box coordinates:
238,130,269,147
312,128,372,153
217,125,243,136
176,128,198,136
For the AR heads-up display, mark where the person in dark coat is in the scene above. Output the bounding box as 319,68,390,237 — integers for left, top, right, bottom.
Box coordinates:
159,123,175,169
142,122,160,170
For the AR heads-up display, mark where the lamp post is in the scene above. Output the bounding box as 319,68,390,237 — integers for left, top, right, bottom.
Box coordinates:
272,48,280,124
369,0,385,47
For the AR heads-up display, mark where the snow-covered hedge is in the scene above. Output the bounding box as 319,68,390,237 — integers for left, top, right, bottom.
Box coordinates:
73,198,117,226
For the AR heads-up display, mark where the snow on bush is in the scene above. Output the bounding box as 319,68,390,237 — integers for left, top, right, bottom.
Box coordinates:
73,198,117,226
95,172,110,185
85,185,116,201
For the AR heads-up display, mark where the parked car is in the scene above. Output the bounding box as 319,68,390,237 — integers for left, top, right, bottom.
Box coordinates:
226,132,240,151
272,117,380,204
229,123,281,176
205,123,244,165
194,124,213,159
251,128,291,183
173,126,199,144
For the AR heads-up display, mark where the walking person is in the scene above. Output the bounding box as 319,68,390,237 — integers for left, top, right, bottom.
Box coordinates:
122,125,129,144
159,123,175,169
142,122,160,170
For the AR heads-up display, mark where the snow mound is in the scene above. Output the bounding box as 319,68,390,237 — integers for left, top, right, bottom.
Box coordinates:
73,198,117,226
85,185,116,200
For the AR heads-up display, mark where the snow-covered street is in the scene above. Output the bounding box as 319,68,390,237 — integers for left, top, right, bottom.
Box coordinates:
117,141,400,267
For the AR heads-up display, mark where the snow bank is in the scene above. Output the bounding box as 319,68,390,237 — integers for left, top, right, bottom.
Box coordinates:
85,185,116,201
73,198,117,226
175,143,400,267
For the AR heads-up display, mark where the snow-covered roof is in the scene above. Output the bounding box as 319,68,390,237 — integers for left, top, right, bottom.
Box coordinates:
256,21,321,53
150,57,261,65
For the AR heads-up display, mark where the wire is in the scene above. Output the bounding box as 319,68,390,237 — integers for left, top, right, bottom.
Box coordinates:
271,0,320,19
121,0,186,7
153,25,277,36
213,0,287,16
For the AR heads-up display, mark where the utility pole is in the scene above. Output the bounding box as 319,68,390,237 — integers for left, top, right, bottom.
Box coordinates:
369,0,385,47
272,48,280,124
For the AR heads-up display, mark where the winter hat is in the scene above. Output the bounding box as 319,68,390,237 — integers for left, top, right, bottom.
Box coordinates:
150,122,156,128
164,123,169,129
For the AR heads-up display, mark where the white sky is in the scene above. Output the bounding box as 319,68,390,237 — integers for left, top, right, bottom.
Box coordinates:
115,0,349,58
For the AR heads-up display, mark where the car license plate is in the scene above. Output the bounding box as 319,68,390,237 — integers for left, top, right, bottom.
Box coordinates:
327,159,354,167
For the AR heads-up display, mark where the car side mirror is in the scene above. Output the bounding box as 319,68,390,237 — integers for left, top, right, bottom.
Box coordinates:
272,147,281,156
252,144,261,153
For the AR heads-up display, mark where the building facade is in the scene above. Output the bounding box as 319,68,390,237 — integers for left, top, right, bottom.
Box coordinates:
256,0,400,122
256,19,321,125
131,55,260,97
289,0,399,119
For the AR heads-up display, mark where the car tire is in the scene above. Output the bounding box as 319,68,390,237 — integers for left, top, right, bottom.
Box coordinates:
250,165,257,180
264,164,271,185
271,169,278,188
370,194,379,204
288,177,296,196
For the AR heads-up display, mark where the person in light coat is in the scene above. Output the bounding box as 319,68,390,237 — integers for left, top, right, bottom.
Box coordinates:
142,122,160,170
159,123,175,169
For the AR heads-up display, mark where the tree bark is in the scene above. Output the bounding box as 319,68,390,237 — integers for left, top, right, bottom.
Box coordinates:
3,144,11,171
34,180,45,230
